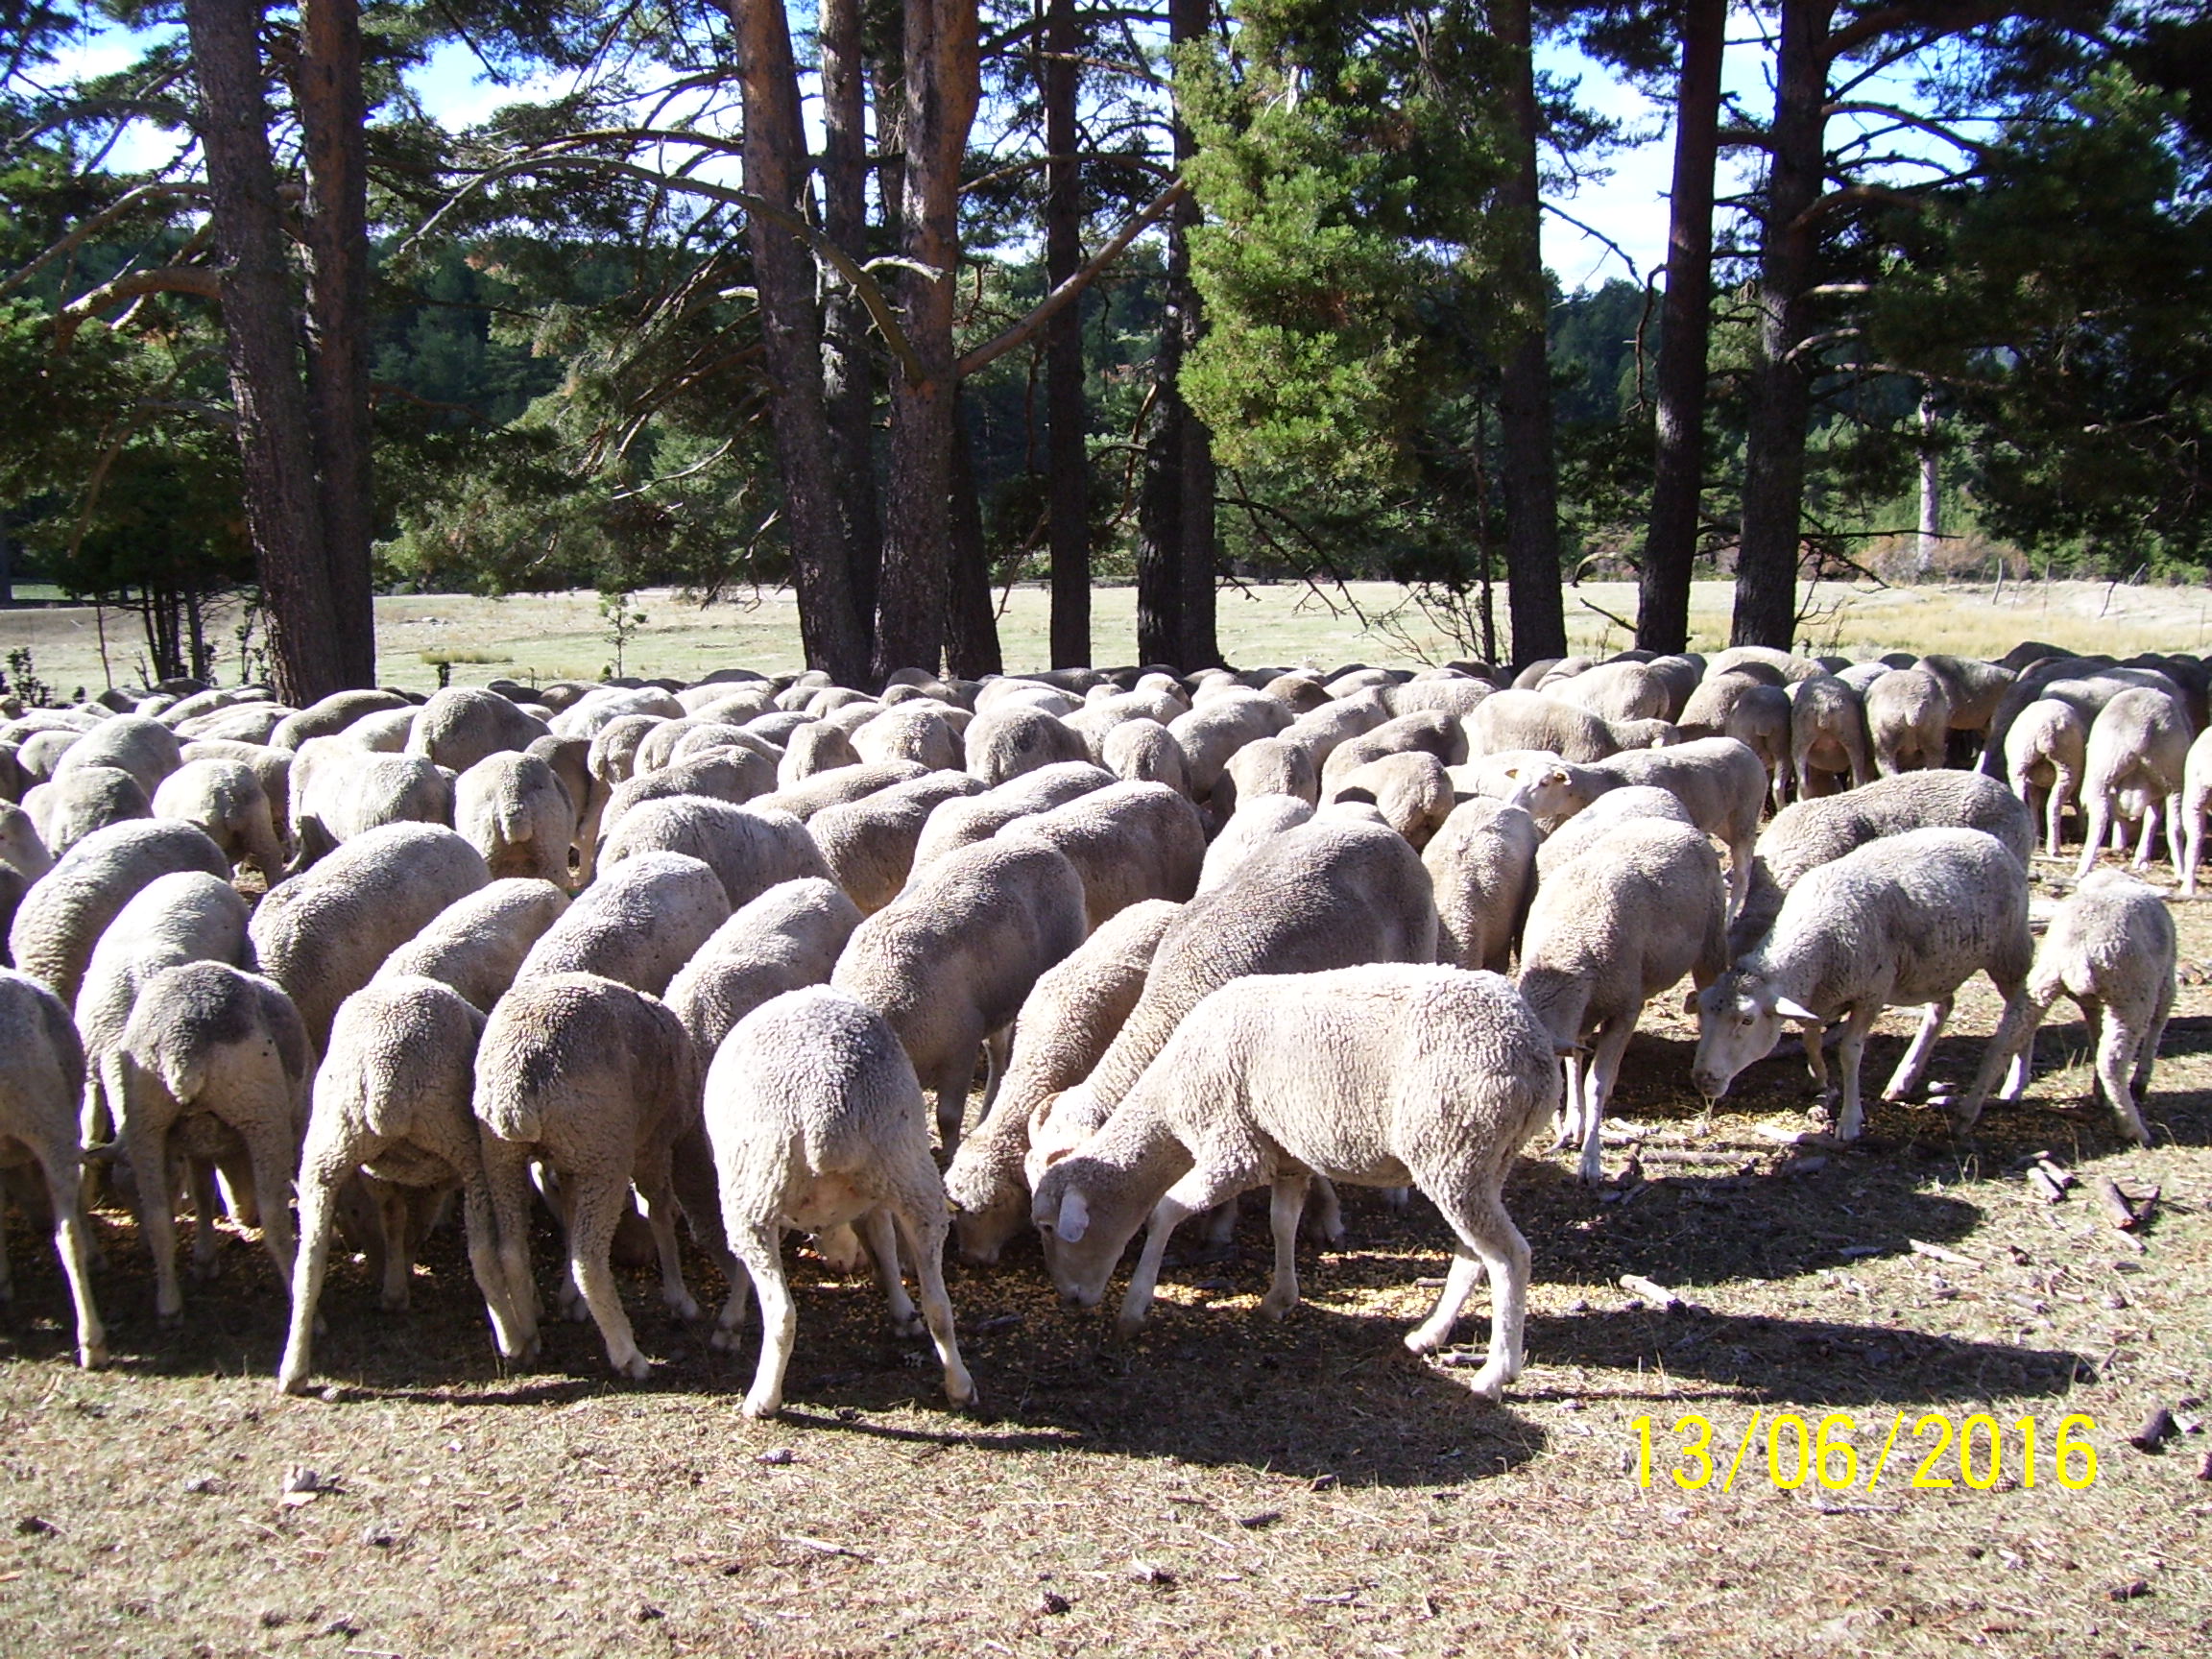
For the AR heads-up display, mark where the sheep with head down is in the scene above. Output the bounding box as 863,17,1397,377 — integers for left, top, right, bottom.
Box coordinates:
11,819,231,1005
0,969,107,1366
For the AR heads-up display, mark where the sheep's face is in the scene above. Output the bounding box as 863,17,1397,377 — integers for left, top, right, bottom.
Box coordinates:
1030,1161,1143,1309
950,1190,1027,1266
1691,973,1803,1100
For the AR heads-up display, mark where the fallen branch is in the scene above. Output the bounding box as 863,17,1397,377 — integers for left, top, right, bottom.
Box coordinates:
1908,1238,1981,1269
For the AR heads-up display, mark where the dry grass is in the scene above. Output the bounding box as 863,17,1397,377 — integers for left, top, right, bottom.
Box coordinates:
3,840,2210,1656
8,577,2212,698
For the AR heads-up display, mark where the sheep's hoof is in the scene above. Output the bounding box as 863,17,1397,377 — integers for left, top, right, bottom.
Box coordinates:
888,1311,926,1340
378,1289,411,1314
664,1292,702,1322
1403,1326,1449,1358
156,1305,185,1330
186,1256,222,1285
943,1379,978,1411
1112,1312,1148,1342
276,1367,309,1396
1258,1293,1296,1323
78,1340,108,1370
741,1392,781,1420
709,1326,743,1353
1460,1360,1512,1404
614,1352,650,1382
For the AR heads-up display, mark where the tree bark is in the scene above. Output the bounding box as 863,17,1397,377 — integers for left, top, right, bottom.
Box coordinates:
1495,0,1566,668
944,394,1003,677
1636,0,1724,656
1044,0,1090,667
725,0,870,685
1135,0,1217,672
1733,0,1832,649
819,0,882,643
871,0,980,680
295,0,377,688
181,0,344,707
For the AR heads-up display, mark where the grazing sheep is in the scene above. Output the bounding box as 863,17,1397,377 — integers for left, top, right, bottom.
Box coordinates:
1280,688,1392,770
1098,717,1189,794
455,751,577,886
178,704,291,744
153,757,287,883
277,976,514,1393
373,878,571,1012
0,799,52,883
809,771,989,914
27,764,150,855
288,742,455,870
754,757,931,820
1534,784,1694,877
1216,737,1320,817
831,839,1089,1150
1548,661,1671,725
1327,750,1455,847
1465,690,1619,764
597,749,779,846
249,823,492,1049
998,781,1206,930
1693,828,2033,1142
1916,654,2018,757
962,704,1091,787
777,721,859,787
1578,736,1769,916
1678,673,1791,809
636,718,778,774
271,689,412,751
586,714,662,788
597,796,833,910
910,761,1112,874
1167,692,1296,799
851,703,963,773
14,728,86,785
1317,710,1462,794
1706,645,1822,684
1731,769,2036,955
2075,686,2191,879
665,877,864,1057
0,971,107,1366
1788,675,1875,800
342,708,418,752
11,819,231,1004
1032,965,1558,1401
1197,796,1316,895
1382,677,1494,722
1518,821,1729,1183
1960,870,2176,1147
52,713,182,797
944,899,1180,1265
526,733,604,881
473,973,707,1378
109,962,312,1321
547,685,684,739
1864,668,1953,775
515,851,731,997
703,987,976,1417
180,737,293,824
1426,796,1541,974
2005,699,2089,860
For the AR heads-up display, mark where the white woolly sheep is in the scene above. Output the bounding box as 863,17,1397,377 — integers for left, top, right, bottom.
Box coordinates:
0,970,107,1366
10,819,231,1004
406,687,550,774
28,764,150,855
288,741,455,871
1098,717,1189,794
963,704,1091,786
1533,784,1694,877
2075,685,2191,879
1864,667,1953,775
153,757,287,883
1518,820,1728,1183
1327,750,1455,847
372,878,571,1012
1279,687,1391,769
1788,674,1875,800
454,751,577,887
1425,795,1540,974
1464,690,1620,763
777,721,860,787
108,962,312,1321
850,703,963,773
664,877,863,1058
909,761,1112,875
2005,698,2089,860
1316,709,1462,795
1196,796,1316,895
1578,736,1768,915
1678,672,1791,810
597,796,833,910
1215,737,1320,820
703,987,976,1417
1166,691,1296,799
271,689,413,751
52,713,182,797
808,770,988,914
754,757,931,820
0,799,52,884
515,850,731,997
1032,965,1558,1401
1960,870,2175,1147
1382,677,1495,722
998,781,1206,931
1548,661,1671,724
342,708,418,752
1693,827,2033,1142
596,749,779,847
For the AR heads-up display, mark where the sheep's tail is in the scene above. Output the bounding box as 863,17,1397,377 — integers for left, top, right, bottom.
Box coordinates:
476,1081,542,1144
151,1038,210,1108
496,797,536,847
357,1061,410,1142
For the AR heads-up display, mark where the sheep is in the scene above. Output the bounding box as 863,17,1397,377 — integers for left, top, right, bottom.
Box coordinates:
1317,709,1461,794
472,973,708,1378
547,684,684,739
401,687,547,774
1692,827,2033,1142
962,704,1091,786
1958,870,2176,1147
1518,821,1729,1183
2075,686,2191,880
1166,691,1296,799
1730,769,2034,956
1533,784,1694,877
943,899,1181,1265
249,823,492,1050
1579,736,1769,915
702,987,976,1417
909,761,1112,874
1706,645,1822,684
1327,750,1455,847
108,962,312,1321
152,757,287,883
635,717,777,774
178,703,291,744
52,712,182,797
0,799,52,883
272,689,413,750
596,749,780,847
1465,690,1619,763
276,976,518,1393
850,703,963,773
777,721,860,787
14,727,87,785
527,733,604,882
288,742,455,870
1215,736,1319,817
454,751,577,887
1864,667,1954,775
180,737,294,825
586,713,663,788
1098,717,1189,793
998,781,1206,931
515,851,731,997
597,796,833,910
27,764,150,855
0,970,107,1366
1280,688,1391,770
343,707,418,752
1426,796,1540,974
664,877,864,1058
754,757,931,820
10,819,231,1003
1980,660,2180,778
808,771,989,914
2005,699,2089,860
1916,654,2018,757
1788,675,1875,800
372,878,572,1012
1197,796,1316,894
1031,965,1558,1401
831,839,1089,1151
1382,677,1494,722
1547,661,1671,724
1261,673,1332,714
1678,672,1791,809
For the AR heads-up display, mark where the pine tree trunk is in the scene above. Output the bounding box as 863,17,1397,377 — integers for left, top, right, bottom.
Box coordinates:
1733,0,1832,649
872,0,980,680
945,395,1003,677
1496,0,1566,668
820,0,882,642
296,0,377,688
1044,0,1090,667
1917,386,1940,570
1637,0,1724,655
181,0,345,708
1136,384,1184,668
726,0,870,685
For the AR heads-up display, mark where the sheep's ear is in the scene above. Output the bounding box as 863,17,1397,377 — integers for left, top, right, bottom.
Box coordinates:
1055,1189,1091,1243
1772,996,1820,1022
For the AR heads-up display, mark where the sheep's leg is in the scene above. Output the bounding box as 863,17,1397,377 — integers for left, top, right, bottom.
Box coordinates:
1800,1022,1831,1095
1725,836,1753,919
2094,1006,2152,1149
667,1125,744,1294
2164,791,2185,875
278,1156,348,1394
1549,1051,1585,1154
125,1113,185,1325
563,1171,650,1381
888,1202,975,1408
1417,1184,1531,1404
1302,1176,1345,1244
459,1168,530,1363
1883,998,1953,1101
731,1224,795,1418
362,1174,413,1311
230,1118,299,1292
857,1207,922,1337
26,1131,105,1369
186,1157,224,1282
1950,987,2050,1134
934,1053,975,1156
1576,1020,1636,1186
1832,1006,1880,1142
1259,1173,1309,1321
2132,799,2161,869
2132,974,2173,1100
979,1028,1012,1116
1201,1199,1238,1246
2075,793,2110,880
2183,795,2206,897
1118,1161,1252,1338
633,1144,700,1321
478,1131,541,1361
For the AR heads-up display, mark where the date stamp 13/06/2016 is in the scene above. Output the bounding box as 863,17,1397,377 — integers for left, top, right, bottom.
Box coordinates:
1632,1411,2100,1494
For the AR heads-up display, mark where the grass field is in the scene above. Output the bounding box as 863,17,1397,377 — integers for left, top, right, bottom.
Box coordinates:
1,845,2208,1654
6,575,2212,696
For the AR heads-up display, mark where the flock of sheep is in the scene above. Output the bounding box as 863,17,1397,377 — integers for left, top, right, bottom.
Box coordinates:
0,638,2196,1415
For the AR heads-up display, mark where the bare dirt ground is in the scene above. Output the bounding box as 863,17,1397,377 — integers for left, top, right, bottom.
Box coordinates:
2,838,2208,1656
